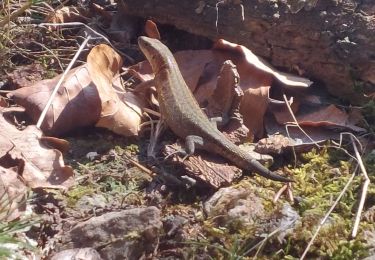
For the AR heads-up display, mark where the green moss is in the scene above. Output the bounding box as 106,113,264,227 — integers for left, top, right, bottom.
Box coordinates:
66,185,96,207
199,148,372,259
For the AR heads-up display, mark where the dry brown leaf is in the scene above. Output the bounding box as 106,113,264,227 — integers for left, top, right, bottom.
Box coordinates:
89,45,144,136
130,50,214,92
0,112,74,189
212,40,311,138
195,50,274,138
9,44,144,137
145,20,161,40
45,6,90,24
273,104,365,132
213,39,313,88
265,115,340,147
0,166,27,222
0,96,8,107
8,65,102,136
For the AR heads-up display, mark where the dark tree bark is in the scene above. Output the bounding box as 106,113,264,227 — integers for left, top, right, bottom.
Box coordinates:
120,0,375,104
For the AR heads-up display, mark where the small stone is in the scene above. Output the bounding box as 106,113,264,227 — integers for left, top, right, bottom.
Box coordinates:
86,152,99,160
62,207,162,259
204,183,265,226
50,248,102,260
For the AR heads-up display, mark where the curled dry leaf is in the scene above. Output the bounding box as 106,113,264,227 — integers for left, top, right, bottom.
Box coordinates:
272,104,366,132
0,112,74,189
145,20,161,40
9,65,102,136
89,44,144,136
213,39,313,88
45,6,91,24
255,134,294,155
265,115,340,147
0,166,27,222
0,96,8,107
9,44,144,137
212,40,311,138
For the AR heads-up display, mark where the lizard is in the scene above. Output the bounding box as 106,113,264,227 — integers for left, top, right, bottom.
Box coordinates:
138,36,292,183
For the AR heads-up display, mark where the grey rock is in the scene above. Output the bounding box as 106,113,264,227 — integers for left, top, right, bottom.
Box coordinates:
50,248,102,260
275,203,300,243
204,184,265,226
65,207,162,260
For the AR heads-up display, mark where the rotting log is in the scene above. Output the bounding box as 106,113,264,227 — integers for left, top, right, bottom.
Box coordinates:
120,0,375,104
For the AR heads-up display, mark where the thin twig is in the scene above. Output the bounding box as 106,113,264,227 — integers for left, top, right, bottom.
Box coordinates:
283,95,360,163
273,184,287,203
30,40,64,71
300,166,358,260
283,94,320,147
123,152,154,176
215,1,225,34
351,135,370,238
147,117,165,158
36,35,91,129
37,22,134,63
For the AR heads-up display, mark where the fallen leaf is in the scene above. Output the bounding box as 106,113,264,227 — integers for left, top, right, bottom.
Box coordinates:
130,50,214,92
89,44,144,136
273,104,366,132
255,134,294,155
0,96,8,107
145,20,161,40
9,44,144,137
265,115,340,147
8,65,102,136
0,112,74,189
212,40,311,138
213,39,313,88
45,6,90,24
0,166,27,222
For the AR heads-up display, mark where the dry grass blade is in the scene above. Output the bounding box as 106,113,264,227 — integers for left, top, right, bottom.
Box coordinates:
350,135,370,238
36,35,91,129
0,0,33,27
300,166,358,260
38,22,135,63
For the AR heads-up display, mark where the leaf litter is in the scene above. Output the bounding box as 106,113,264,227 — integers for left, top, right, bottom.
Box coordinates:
0,6,373,259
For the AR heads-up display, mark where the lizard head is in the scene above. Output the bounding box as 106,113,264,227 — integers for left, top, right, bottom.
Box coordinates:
138,36,174,74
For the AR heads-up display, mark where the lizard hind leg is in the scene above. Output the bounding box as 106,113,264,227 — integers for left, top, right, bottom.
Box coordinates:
179,135,204,162
164,135,204,162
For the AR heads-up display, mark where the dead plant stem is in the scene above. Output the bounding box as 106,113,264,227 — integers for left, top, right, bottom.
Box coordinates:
351,135,370,238
0,0,33,27
36,35,91,129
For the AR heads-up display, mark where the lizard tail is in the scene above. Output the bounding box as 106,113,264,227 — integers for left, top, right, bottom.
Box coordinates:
247,158,294,182
217,140,294,182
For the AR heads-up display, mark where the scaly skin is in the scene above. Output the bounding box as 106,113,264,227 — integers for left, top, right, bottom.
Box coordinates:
138,36,292,182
